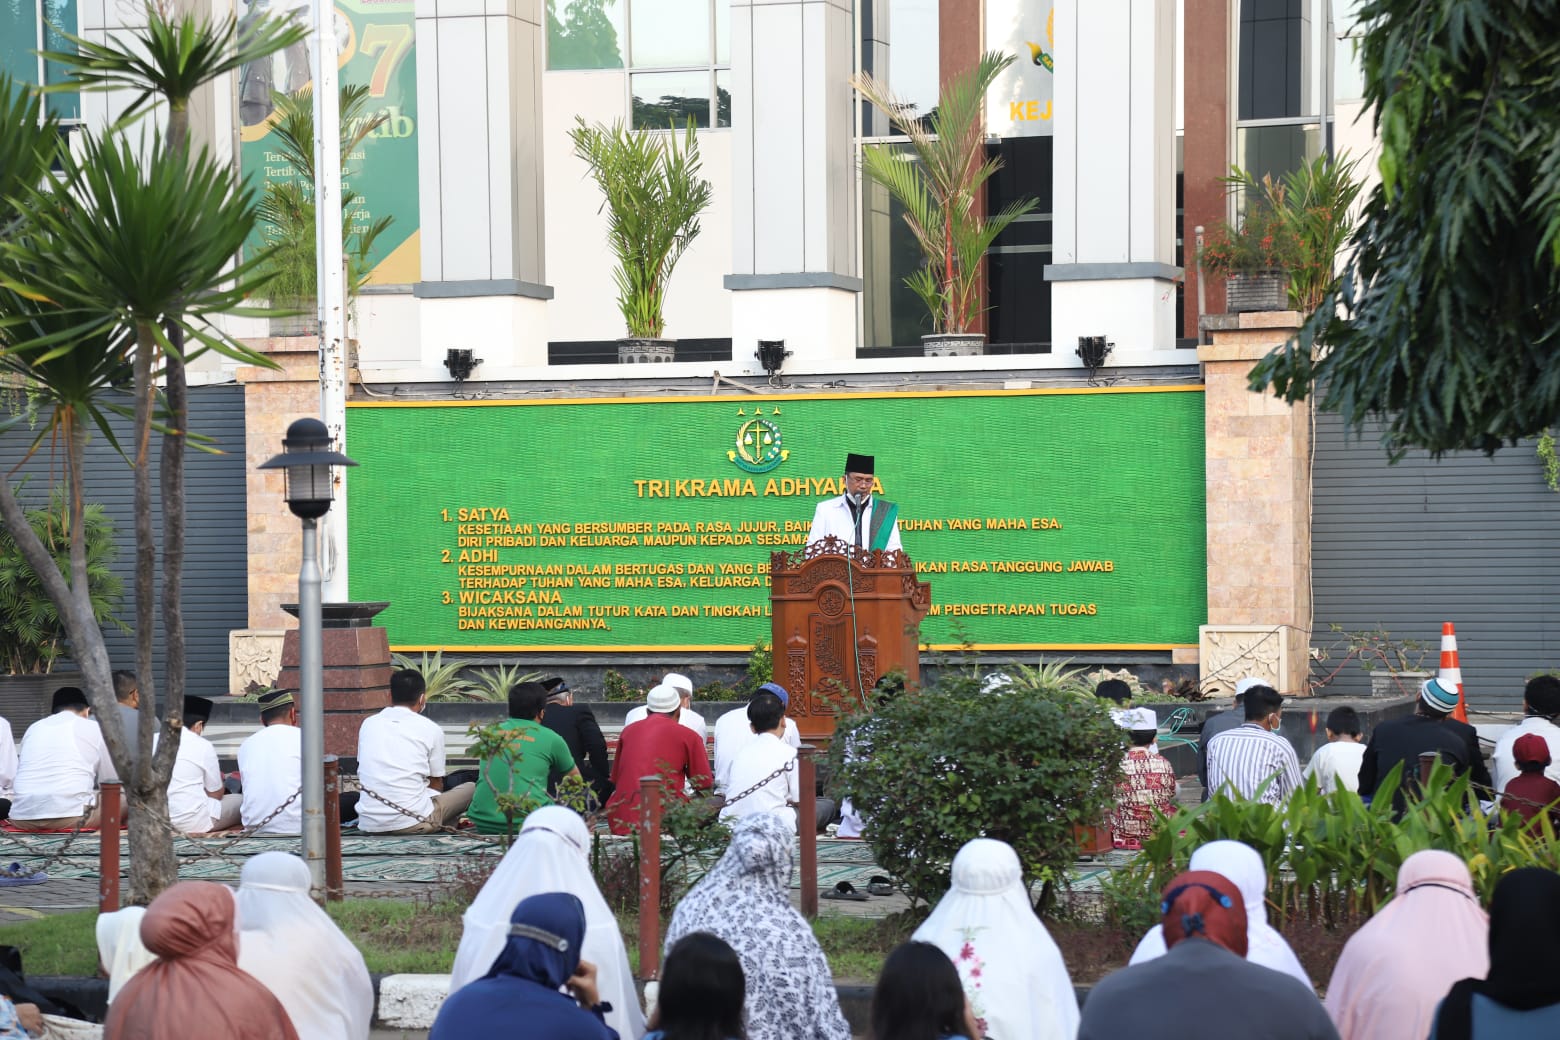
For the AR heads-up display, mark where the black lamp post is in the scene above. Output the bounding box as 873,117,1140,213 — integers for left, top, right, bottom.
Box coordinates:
258,418,357,900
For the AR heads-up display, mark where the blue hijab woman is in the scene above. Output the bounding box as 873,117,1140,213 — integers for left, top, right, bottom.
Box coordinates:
431,892,619,1040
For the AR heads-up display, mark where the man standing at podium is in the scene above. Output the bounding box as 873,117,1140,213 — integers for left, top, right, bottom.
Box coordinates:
806,453,903,553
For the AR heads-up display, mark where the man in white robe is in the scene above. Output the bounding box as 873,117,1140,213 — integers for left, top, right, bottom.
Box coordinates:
804,452,903,553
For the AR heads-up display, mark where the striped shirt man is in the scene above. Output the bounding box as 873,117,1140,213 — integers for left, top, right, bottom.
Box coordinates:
1205,723,1303,805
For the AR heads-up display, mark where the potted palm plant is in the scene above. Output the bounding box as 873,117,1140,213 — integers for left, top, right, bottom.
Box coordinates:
1203,155,1360,315
854,51,1038,356
253,84,392,336
1198,195,1304,313
569,119,713,363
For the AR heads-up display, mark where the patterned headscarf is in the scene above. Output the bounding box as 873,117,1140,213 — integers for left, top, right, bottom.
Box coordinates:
664,814,850,1040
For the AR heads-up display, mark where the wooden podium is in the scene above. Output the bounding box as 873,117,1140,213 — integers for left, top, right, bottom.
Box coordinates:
769,537,931,741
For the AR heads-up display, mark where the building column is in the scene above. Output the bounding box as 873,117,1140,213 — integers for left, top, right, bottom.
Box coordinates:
725,0,861,362
1183,0,1231,336
231,343,323,694
1197,311,1313,697
1046,0,1179,353
413,0,552,369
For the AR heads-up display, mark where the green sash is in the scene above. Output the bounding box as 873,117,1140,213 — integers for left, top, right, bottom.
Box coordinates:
868,499,898,551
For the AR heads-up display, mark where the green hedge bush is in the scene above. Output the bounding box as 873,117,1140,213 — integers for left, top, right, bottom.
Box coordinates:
829,666,1125,910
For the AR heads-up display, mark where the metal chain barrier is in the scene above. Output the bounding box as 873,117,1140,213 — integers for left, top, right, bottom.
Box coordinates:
721,759,797,809
355,783,503,841
1,806,95,877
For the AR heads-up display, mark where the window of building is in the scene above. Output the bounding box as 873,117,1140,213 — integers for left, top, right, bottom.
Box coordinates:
1234,1,1325,195
546,0,730,129
1332,0,1366,102
1,0,81,122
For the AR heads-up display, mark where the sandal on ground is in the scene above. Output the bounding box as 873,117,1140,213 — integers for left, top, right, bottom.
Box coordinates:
866,876,894,897
822,881,869,901
0,863,46,887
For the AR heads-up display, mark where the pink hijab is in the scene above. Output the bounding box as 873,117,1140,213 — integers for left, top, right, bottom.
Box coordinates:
105,881,301,1040
1323,850,1489,1040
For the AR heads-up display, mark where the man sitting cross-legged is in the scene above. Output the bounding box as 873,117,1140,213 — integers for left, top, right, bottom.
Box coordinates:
467,681,580,835
719,689,800,831
356,669,476,834
9,686,114,831
237,689,304,835
161,695,242,834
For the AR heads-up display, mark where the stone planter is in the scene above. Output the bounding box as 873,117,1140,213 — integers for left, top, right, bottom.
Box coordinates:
0,672,80,734
1369,669,1431,699
617,338,676,363
1225,270,1288,313
922,332,986,357
267,297,318,338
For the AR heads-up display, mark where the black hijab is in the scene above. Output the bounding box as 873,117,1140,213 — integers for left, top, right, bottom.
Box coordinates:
1433,867,1560,1040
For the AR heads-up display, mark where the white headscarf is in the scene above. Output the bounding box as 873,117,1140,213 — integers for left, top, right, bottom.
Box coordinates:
1128,839,1311,987
912,839,1080,1040
95,906,156,1004
447,806,646,1040
235,852,375,1040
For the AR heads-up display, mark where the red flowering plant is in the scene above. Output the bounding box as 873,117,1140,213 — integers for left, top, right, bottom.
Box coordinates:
1198,196,1304,278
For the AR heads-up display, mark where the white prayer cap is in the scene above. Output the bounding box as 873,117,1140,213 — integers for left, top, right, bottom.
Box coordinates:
662,672,694,696
1116,707,1158,731
645,684,681,713
1234,676,1266,697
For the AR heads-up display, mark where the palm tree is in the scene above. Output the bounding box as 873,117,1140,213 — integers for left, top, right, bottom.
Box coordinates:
853,51,1037,337
0,7,304,902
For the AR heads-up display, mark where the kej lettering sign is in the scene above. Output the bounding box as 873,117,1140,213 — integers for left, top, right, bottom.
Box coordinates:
345,387,1207,651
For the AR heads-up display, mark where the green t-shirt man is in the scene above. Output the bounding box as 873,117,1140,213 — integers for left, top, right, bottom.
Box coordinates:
468,716,578,834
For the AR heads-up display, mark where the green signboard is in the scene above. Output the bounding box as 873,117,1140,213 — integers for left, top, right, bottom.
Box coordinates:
238,0,419,284
346,387,1207,651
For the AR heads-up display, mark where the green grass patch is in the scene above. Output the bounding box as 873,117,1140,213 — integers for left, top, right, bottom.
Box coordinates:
0,909,100,977
0,899,914,982
325,898,463,975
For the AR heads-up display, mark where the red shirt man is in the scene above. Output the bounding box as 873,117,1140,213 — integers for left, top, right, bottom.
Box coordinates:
606,684,713,834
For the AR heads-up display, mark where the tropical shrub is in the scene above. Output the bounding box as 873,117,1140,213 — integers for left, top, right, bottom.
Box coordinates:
0,488,123,674
830,668,1125,910
390,650,476,701
1119,762,1560,930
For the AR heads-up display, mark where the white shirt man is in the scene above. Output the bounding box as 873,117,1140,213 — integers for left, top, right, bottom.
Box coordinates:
1301,706,1367,795
10,687,114,829
1490,678,1560,793
356,669,475,834
623,672,707,739
161,695,242,834
719,690,800,831
804,452,903,553
714,685,801,794
0,715,16,802
238,689,303,836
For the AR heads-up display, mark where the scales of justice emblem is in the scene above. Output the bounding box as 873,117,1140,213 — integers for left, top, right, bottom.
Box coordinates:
728,412,788,474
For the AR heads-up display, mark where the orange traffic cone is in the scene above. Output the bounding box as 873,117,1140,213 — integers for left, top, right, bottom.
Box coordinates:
1440,622,1468,723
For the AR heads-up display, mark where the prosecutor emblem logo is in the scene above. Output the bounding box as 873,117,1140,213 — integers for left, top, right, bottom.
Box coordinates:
729,416,787,473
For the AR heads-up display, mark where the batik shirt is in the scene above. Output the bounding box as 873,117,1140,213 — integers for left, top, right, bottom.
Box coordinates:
1111,748,1178,849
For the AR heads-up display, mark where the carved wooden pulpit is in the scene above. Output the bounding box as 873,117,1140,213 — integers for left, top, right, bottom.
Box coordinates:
769,536,931,741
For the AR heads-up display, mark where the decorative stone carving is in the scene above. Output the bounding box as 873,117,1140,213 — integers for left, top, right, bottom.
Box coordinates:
1198,625,1304,697
230,629,286,695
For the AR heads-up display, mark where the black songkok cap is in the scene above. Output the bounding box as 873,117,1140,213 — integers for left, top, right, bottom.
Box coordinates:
183,695,215,724
844,453,875,475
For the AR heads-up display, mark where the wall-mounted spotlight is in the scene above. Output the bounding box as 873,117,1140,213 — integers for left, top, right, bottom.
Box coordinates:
1076,336,1114,385
444,348,482,383
756,340,791,384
